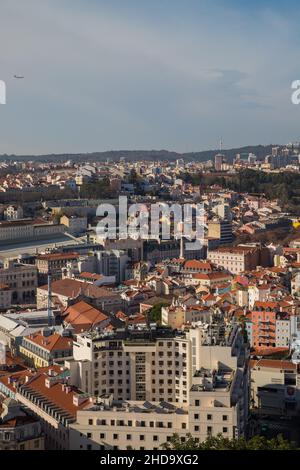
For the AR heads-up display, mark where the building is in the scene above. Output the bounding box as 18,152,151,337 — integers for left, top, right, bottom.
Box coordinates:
36,252,79,283
246,302,297,350
19,331,73,368
4,205,24,221
36,278,123,313
60,215,87,235
1,366,92,450
76,250,129,284
250,359,300,416
214,154,224,172
207,219,233,245
68,320,249,450
0,284,12,310
0,219,66,244
61,300,111,334
161,305,211,329
0,397,44,450
208,245,270,274
0,260,38,304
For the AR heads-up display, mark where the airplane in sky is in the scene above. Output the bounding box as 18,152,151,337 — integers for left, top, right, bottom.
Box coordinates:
13,75,24,79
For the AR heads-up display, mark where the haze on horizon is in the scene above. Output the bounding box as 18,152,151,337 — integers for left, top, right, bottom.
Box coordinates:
1,0,300,155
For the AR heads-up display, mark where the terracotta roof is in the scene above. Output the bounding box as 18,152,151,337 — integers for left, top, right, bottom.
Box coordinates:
193,272,231,280
19,366,90,418
39,278,119,299
253,301,279,310
63,301,108,333
24,332,73,352
250,359,295,370
184,260,213,271
78,272,103,281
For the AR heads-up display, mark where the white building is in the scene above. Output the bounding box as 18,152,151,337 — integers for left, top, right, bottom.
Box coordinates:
66,320,249,449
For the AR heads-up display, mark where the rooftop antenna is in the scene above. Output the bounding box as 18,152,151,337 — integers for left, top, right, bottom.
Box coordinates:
219,137,223,153
47,274,53,327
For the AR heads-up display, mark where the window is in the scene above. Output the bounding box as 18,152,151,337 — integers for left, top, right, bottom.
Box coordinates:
194,414,199,419
113,434,118,440
140,435,145,441
222,415,228,421
100,433,105,439
153,435,158,441
88,419,93,425
194,426,199,431
195,400,200,406
87,433,92,438
207,414,212,420
127,435,132,440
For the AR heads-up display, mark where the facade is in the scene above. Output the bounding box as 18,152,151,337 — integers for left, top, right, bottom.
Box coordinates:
0,220,66,244
4,205,24,221
19,331,73,368
60,215,87,235
36,278,123,312
76,249,129,284
68,321,249,450
207,219,233,245
7,366,92,450
250,359,300,416
36,252,79,283
247,303,297,349
208,246,270,274
0,284,12,309
0,260,38,304
161,305,211,329
0,398,44,450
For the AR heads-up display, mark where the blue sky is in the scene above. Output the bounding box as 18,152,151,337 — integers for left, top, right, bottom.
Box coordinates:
0,0,300,154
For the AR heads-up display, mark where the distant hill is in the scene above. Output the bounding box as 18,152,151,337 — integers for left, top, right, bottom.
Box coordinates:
0,144,279,163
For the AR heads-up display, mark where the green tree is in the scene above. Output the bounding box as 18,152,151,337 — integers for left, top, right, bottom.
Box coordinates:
162,433,295,450
148,302,169,325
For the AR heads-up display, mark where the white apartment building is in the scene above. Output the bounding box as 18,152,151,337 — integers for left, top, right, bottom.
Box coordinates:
66,320,249,450
248,285,270,310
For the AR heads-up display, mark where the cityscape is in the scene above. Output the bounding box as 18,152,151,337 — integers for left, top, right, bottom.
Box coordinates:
1,0,300,458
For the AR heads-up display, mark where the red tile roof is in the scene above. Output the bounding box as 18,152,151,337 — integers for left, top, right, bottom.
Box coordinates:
24,332,73,352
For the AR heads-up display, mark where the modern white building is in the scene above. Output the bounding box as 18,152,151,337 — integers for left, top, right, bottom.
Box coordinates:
66,320,249,449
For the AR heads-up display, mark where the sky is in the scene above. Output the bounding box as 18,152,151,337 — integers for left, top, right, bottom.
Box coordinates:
1,0,300,155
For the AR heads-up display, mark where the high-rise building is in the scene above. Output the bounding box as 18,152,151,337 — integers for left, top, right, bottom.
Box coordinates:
214,154,224,171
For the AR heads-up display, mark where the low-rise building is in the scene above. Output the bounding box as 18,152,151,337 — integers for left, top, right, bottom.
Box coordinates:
0,260,37,304
19,331,73,368
250,359,300,416
0,397,44,450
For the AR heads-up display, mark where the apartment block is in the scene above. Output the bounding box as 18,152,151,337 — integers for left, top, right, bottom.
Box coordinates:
64,320,249,449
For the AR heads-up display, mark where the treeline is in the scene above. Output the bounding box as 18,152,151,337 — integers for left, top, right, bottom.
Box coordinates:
184,169,300,213
163,433,294,450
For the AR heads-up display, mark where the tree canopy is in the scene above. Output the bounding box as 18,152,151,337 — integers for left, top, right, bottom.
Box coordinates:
162,433,295,450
